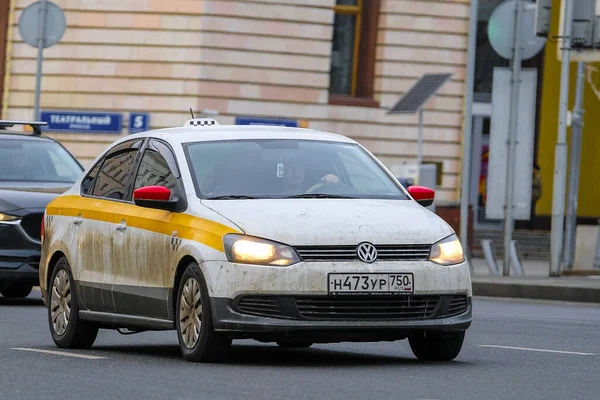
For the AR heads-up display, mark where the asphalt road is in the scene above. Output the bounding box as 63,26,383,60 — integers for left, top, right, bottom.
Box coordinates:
1,291,599,400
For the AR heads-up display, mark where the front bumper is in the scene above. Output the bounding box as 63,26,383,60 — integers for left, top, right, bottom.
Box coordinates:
201,259,472,341
202,259,472,299
211,295,472,341
0,223,41,285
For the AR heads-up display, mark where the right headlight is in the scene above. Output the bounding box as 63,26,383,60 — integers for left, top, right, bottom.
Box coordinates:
223,234,301,266
0,212,20,222
429,234,465,265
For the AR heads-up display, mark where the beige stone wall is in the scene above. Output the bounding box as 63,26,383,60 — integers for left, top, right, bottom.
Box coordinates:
3,0,469,201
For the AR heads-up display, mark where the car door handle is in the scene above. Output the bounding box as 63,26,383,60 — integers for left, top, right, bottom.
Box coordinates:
73,215,83,226
116,220,127,232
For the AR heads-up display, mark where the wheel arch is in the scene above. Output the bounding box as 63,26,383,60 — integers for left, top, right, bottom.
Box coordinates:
171,255,199,320
46,251,67,299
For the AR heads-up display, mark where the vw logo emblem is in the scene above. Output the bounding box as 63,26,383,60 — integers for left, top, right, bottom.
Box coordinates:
356,242,377,263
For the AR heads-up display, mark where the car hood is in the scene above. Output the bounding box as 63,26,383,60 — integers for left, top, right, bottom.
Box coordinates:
202,199,453,246
0,185,69,214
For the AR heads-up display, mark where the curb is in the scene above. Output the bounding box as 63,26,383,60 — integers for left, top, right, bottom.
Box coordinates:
472,280,600,304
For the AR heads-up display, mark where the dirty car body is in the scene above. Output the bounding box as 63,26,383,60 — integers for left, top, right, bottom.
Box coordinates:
40,118,472,362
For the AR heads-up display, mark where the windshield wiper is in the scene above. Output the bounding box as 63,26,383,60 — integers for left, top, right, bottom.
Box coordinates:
284,194,355,199
204,195,259,200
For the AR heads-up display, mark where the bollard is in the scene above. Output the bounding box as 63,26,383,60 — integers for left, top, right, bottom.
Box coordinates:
481,239,500,275
510,240,524,276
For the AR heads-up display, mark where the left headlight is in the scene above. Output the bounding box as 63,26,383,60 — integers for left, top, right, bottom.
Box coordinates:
0,212,20,222
223,234,301,266
429,234,465,265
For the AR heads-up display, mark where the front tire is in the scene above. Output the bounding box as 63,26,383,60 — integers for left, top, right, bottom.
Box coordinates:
0,283,33,298
408,331,465,361
48,257,99,349
176,262,231,362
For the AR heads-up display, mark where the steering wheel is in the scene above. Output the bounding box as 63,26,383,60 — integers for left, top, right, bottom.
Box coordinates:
306,180,348,194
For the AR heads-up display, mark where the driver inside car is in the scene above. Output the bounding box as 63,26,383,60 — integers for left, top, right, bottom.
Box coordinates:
282,158,339,194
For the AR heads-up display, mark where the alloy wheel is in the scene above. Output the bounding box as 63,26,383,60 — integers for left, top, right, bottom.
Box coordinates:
50,269,71,336
179,278,202,349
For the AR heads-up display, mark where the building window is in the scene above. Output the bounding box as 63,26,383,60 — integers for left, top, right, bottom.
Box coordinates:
328,0,380,107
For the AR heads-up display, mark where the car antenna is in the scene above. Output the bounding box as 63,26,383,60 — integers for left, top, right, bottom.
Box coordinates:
189,108,195,119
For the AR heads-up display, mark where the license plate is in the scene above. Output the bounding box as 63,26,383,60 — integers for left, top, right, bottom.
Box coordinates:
328,273,414,295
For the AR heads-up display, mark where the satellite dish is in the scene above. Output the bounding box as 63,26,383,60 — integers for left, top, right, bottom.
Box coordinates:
488,0,547,60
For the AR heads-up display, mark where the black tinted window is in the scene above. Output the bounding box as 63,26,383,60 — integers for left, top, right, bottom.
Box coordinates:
0,139,82,183
92,150,137,200
134,149,177,192
81,162,101,195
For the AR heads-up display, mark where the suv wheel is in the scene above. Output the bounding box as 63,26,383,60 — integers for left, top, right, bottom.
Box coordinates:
48,257,99,349
408,331,465,361
0,283,33,298
176,262,231,362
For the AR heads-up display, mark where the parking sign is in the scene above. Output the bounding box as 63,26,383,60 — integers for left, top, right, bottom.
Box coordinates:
129,113,150,134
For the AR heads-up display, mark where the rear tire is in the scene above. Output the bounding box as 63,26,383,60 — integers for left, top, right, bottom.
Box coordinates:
48,257,99,349
176,262,231,363
408,331,465,361
0,283,33,298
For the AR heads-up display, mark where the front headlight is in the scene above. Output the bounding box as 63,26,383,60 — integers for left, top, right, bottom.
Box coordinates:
223,234,301,266
0,212,20,222
429,234,465,265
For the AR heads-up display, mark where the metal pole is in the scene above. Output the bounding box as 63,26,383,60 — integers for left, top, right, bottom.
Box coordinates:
502,0,524,276
460,0,479,262
33,0,47,121
417,108,424,165
550,0,574,276
594,219,600,269
563,61,585,269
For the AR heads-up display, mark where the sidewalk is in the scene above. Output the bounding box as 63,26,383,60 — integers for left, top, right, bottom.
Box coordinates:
469,258,600,304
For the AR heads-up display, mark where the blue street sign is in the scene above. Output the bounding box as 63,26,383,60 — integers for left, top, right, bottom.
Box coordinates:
235,116,299,127
129,113,150,134
40,110,122,133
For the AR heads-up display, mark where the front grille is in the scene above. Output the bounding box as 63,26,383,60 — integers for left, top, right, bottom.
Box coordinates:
237,296,286,318
296,295,439,320
20,213,43,241
295,245,431,262
444,295,469,317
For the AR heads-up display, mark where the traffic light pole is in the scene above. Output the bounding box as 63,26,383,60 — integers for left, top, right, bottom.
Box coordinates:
550,0,574,276
563,61,586,269
460,0,479,265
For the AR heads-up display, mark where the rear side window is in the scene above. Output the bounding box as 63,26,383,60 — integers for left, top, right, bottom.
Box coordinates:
91,150,138,200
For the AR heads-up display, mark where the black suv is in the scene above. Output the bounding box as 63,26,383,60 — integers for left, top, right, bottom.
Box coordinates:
0,120,83,299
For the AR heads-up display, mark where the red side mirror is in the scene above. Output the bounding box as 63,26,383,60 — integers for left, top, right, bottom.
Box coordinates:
408,186,435,207
133,186,171,202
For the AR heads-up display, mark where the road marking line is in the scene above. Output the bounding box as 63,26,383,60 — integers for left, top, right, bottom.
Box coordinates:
12,348,106,359
478,345,597,356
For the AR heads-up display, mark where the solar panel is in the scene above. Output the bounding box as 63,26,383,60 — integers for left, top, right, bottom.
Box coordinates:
387,73,453,114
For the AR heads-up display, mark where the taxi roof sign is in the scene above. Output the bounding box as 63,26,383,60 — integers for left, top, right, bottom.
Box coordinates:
184,118,220,127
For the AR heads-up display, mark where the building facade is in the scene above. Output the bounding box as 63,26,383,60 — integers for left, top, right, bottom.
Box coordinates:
1,0,471,206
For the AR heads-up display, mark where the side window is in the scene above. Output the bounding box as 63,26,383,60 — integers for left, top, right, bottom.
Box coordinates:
92,150,138,200
134,149,178,193
81,162,101,195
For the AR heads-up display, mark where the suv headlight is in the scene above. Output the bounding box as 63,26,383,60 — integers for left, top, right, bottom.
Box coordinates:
429,234,465,265
223,234,301,266
0,212,20,222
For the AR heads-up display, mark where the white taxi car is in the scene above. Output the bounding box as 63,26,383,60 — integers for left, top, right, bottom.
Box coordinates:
40,118,472,363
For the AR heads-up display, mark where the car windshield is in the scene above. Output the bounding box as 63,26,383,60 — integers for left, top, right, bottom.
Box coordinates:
0,139,83,183
183,139,409,200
